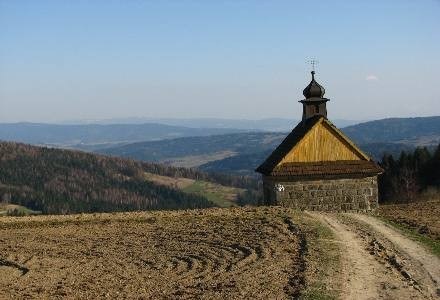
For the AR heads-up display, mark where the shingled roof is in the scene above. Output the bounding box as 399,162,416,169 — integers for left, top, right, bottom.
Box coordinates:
267,160,383,177
255,116,383,177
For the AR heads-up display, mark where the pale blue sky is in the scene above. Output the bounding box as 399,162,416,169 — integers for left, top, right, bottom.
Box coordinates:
0,0,439,123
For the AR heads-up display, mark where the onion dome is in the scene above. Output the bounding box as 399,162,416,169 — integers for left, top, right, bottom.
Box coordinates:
303,71,325,99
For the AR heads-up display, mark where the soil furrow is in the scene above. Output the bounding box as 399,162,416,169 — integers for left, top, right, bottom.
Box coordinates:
0,207,304,299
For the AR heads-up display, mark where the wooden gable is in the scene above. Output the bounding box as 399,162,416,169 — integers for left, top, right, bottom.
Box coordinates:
277,118,369,165
278,118,369,165
255,116,381,176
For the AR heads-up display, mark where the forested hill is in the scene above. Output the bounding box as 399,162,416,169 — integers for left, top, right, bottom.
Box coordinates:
0,142,257,215
343,116,440,145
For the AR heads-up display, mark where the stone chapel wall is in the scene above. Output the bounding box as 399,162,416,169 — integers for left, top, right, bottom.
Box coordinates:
262,176,378,212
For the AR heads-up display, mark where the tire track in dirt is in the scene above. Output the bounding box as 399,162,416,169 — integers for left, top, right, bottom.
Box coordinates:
350,213,440,298
311,212,381,299
310,212,428,300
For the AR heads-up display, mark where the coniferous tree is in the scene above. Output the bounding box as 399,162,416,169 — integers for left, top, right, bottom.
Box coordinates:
425,144,440,186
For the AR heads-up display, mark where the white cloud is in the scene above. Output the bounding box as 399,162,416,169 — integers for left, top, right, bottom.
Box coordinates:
365,75,378,81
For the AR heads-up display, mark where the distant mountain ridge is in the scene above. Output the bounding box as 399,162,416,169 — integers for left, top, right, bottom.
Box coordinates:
98,116,440,175
60,117,363,131
0,122,247,149
0,118,362,150
343,116,440,145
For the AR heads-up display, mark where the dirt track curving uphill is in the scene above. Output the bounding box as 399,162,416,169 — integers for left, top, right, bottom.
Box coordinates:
311,212,440,300
0,207,305,299
351,213,440,298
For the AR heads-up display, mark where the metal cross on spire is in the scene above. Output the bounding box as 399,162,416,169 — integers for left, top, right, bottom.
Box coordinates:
308,59,318,72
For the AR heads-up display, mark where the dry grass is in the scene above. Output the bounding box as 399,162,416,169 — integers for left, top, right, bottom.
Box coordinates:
144,172,195,189
161,150,237,168
144,172,245,207
0,204,41,216
0,207,305,299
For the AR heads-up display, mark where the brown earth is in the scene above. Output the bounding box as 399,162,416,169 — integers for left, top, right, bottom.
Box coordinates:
378,200,440,240
0,207,304,299
2,207,439,299
311,212,440,299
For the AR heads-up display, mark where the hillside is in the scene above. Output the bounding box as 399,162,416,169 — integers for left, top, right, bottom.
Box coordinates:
98,133,400,174
99,116,440,175
0,142,259,214
343,116,440,145
99,132,286,168
0,122,246,149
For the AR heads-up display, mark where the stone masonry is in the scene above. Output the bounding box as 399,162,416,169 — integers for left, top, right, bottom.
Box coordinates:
262,176,379,212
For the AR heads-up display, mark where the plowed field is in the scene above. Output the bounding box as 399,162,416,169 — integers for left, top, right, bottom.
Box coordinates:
378,200,440,240
0,207,304,299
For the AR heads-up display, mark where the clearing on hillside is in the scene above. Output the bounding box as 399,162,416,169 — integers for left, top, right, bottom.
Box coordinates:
144,172,245,207
0,203,41,216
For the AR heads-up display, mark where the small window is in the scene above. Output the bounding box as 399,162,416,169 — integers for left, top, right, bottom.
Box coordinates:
315,104,319,113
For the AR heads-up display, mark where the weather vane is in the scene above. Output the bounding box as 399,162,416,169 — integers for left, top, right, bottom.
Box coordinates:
308,59,318,72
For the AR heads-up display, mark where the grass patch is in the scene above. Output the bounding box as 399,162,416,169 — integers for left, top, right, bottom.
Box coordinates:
161,151,237,168
144,172,244,208
182,181,241,208
0,204,41,217
292,211,340,300
301,285,337,300
379,217,440,258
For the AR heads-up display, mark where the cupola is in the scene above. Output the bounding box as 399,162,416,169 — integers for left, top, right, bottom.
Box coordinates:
299,71,330,121
303,71,325,98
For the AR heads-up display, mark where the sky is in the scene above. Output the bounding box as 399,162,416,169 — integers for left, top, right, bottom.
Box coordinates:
0,0,439,123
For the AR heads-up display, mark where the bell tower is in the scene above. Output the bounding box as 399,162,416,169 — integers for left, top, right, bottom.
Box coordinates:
299,71,330,121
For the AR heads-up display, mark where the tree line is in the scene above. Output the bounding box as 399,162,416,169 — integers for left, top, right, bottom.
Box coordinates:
379,144,440,203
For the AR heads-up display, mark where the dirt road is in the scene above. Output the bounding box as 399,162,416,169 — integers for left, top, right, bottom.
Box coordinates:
311,212,440,299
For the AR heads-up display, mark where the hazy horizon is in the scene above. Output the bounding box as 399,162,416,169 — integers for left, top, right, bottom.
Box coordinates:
1,1,439,123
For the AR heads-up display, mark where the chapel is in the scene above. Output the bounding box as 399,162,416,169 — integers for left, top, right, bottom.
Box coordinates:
256,71,383,211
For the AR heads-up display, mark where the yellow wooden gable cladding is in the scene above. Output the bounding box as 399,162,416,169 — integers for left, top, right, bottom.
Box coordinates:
278,118,368,165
